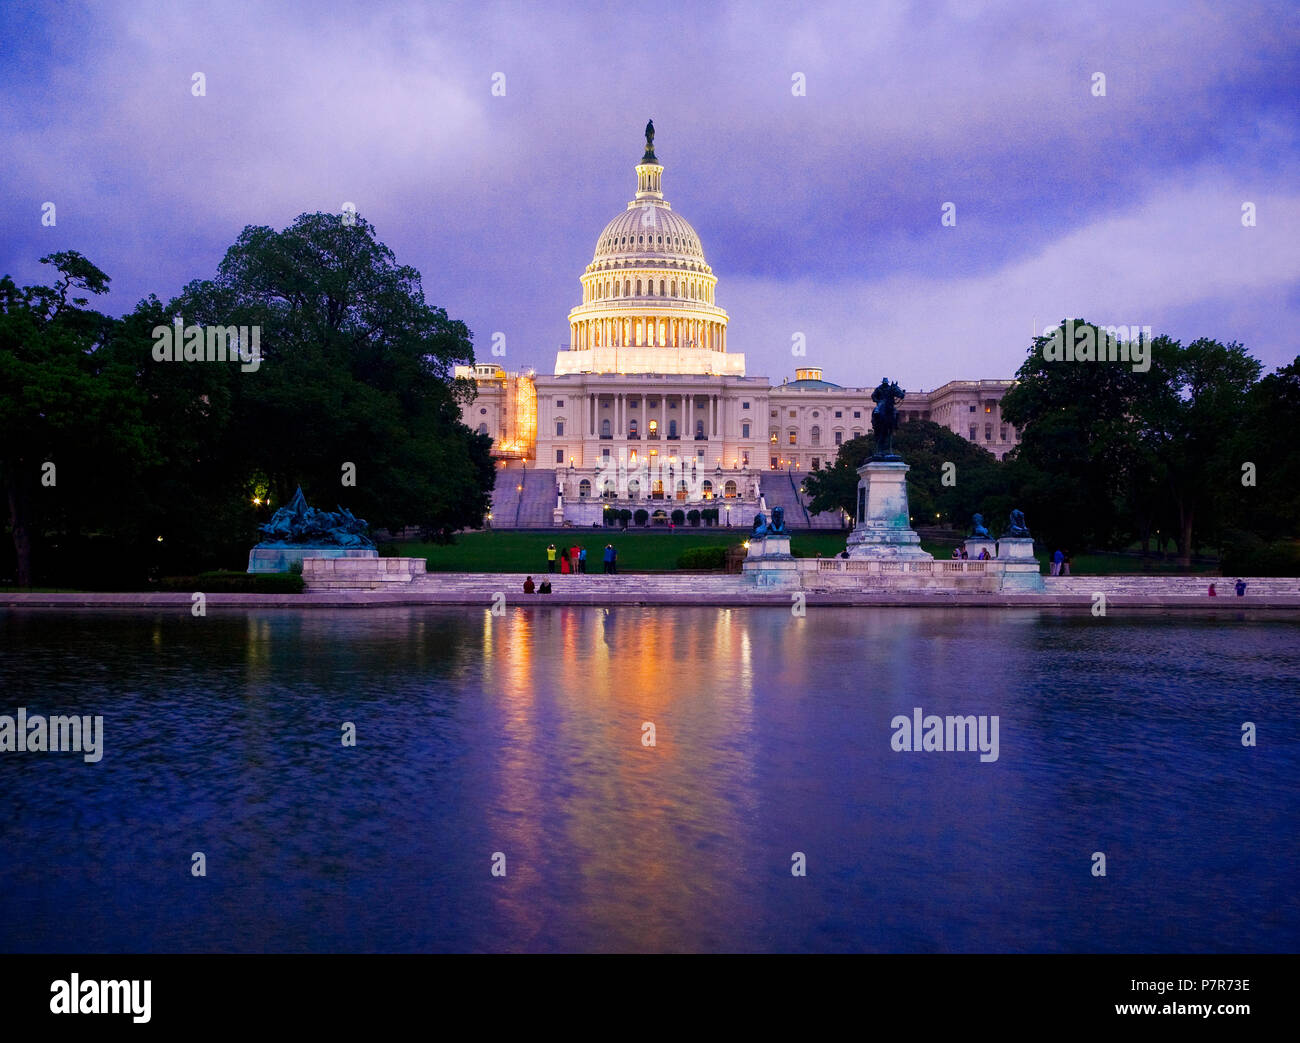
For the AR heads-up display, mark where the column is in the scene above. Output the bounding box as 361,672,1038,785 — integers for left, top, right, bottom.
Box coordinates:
661,395,666,441
686,396,693,440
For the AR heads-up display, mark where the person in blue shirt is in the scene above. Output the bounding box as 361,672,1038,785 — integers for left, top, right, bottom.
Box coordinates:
1235,579,1247,596
1051,549,1064,576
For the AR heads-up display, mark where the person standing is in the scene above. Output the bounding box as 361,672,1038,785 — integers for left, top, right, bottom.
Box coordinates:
569,544,580,574
547,543,556,573
610,544,618,575
579,546,587,573
1062,553,1071,577
1051,549,1064,576
1235,578,1247,596
560,547,570,574
603,543,613,573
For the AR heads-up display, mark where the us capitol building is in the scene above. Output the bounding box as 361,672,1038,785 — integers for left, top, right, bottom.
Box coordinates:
457,123,1020,529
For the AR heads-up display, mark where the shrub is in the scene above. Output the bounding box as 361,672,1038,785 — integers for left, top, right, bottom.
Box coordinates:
1220,535,1300,577
634,508,649,526
687,509,701,526
671,509,686,525
676,546,727,570
618,508,633,525
159,571,306,593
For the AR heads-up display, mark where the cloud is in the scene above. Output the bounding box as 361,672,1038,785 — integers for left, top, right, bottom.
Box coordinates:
0,0,1296,384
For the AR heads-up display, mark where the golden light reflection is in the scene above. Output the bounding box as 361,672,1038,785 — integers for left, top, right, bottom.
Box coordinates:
479,606,758,948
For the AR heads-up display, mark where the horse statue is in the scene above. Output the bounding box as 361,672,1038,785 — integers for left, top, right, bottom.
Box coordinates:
870,377,906,458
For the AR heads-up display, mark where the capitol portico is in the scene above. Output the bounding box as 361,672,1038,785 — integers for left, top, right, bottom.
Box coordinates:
458,123,1021,528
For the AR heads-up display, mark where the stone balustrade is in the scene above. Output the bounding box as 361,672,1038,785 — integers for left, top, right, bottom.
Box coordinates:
302,556,427,590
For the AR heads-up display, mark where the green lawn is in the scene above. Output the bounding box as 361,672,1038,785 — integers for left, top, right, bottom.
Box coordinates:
1063,552,1219,576
382,530,1225,575
384,530,953,572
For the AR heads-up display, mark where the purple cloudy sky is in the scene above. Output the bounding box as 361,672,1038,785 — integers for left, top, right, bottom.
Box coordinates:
2,0,1297,389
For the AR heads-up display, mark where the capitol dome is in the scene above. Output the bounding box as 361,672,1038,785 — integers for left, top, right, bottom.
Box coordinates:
590,207,708,269
559,122,739,376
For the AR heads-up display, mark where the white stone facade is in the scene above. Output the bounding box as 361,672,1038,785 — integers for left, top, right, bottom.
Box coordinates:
456,126,1021,526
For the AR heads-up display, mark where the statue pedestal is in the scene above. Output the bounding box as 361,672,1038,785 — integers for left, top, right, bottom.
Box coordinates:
845,460,933,561
994,537,1044,591
741,533,799,586
247,546,378,574
964,537,997,559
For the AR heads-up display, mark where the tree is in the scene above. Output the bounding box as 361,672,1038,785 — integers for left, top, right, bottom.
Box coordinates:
1000,320,1160,551
1233,356,1300,540
0,253,150,586
802,419,1007,531
176,212,493,541
1144,337,1261,563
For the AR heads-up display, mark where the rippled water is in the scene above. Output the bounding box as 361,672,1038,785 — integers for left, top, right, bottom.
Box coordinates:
1,606,1296,952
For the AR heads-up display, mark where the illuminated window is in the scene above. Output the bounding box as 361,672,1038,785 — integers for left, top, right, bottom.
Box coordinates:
788,431,797,445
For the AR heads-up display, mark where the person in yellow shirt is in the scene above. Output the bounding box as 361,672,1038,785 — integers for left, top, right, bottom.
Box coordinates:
546,543,556,573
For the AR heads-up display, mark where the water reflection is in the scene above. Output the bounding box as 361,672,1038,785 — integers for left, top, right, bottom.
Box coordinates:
0,606,1296,953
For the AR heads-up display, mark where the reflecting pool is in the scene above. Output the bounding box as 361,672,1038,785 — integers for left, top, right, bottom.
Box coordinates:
1,606,1296,952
